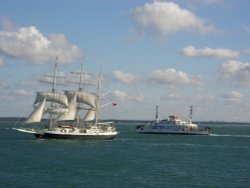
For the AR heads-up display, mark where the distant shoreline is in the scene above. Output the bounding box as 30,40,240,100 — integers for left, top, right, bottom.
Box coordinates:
1,117,250,125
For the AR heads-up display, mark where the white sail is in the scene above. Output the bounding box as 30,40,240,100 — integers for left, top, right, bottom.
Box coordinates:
56,93,77,121
83,108,96,121
65,91,96,108
34,92,69,107
24,98,46,124
77,92,96,108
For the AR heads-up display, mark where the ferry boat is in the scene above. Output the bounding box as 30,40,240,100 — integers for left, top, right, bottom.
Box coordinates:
136,105,211,135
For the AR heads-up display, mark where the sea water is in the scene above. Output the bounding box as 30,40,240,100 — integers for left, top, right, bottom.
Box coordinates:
1,120,250,188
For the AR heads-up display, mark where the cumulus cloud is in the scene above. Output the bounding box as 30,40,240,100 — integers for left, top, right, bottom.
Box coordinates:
112,90,144,102
220,60,250,87
113,71,138,84
112,69,203,88
131,1,217,39
181,46,239,59
0,21,83,64
146,68,203,87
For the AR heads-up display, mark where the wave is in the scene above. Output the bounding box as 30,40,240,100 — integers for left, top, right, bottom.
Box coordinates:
210,134,250,138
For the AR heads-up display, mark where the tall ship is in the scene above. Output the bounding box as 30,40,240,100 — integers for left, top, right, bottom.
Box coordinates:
13,63,118,140
136,105,211,135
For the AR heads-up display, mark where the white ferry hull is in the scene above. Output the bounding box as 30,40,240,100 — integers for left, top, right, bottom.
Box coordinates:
136,125,211,135
137,129,209,135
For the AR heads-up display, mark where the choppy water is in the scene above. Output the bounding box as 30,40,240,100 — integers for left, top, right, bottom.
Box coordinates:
1,121,250,188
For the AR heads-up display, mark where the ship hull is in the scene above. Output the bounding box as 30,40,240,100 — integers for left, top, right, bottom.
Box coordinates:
13,128,117,140
137,131,209,135
34,133,117,140
136,125,211,135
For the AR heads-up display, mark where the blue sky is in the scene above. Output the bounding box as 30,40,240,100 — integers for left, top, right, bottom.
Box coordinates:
0,0,250,122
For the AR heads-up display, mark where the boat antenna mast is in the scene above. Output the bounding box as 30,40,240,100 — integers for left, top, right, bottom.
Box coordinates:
155,105,159,123
189,105,193,124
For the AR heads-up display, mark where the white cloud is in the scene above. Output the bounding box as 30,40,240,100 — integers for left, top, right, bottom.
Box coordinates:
181,46,239,59
113,71,138,84
112,90,144,102
112,69,203,88
0,21,83,64
220,60,250,87
131,1,217,39
146,68,203,87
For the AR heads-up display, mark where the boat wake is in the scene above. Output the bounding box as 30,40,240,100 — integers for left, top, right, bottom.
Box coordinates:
210,134,250,138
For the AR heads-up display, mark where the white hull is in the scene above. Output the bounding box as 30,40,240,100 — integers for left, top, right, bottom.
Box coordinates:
136,128,210,135
13,125,118,140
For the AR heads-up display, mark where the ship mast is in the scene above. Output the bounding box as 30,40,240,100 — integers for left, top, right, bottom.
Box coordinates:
52,60,58,93
77,63,84,128
49,60,58,130
29,58,68,127
70,63,94,128
94,71,102,127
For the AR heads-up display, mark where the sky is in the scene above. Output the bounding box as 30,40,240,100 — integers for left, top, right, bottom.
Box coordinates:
0,0,250,122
